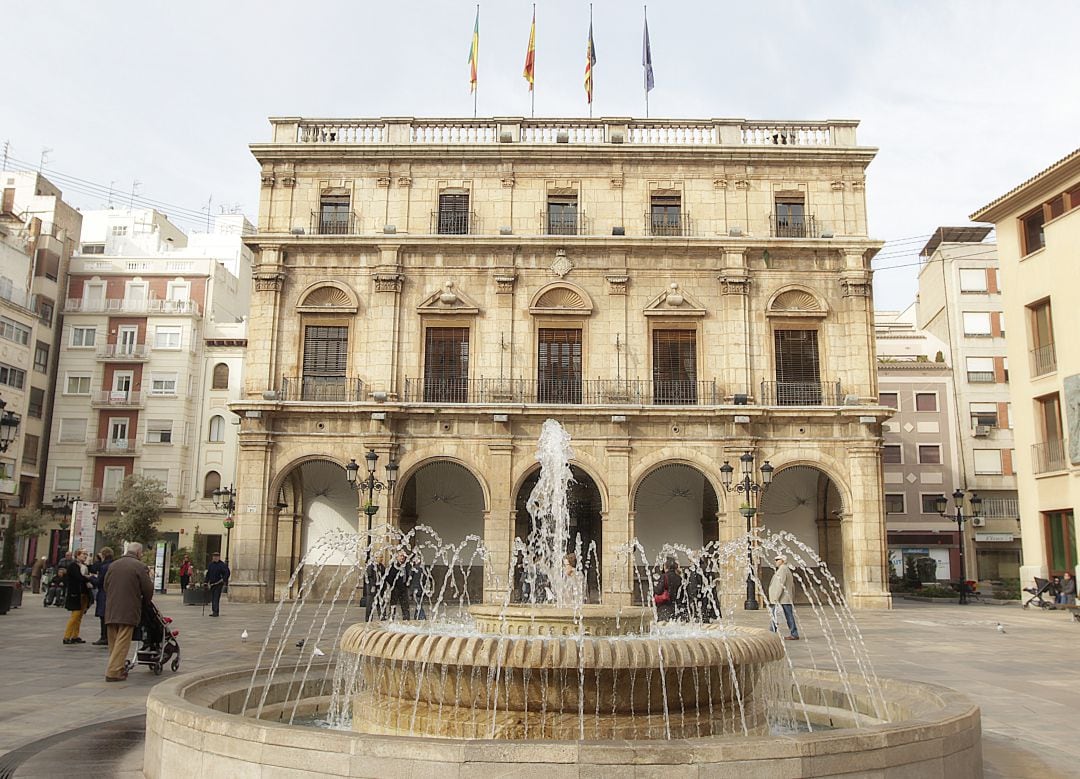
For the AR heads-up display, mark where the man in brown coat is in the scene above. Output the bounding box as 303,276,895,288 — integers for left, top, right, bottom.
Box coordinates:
103,542,153,682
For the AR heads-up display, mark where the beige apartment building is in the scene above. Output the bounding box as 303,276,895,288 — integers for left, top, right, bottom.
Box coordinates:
972,149,1080,585
230,116,892,609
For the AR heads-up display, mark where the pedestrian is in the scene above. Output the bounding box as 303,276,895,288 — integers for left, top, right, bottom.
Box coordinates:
103,542,153,682
205,552,230,617
563,552,586,605
62,549,93,644
768,554,800,641
30,557,45,594
364,553,386,622
386,550,413,620
653,556,682,621
89,547,115,645
409,550,430,620
1057,572,1076,605
178,555,193,593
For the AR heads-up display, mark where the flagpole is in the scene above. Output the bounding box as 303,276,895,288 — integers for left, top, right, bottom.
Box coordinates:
589,3,594,119
644,6,649,119
474,4,479,119
531,4,536,118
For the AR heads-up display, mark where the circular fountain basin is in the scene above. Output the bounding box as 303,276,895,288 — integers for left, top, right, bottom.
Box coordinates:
143,663,982,778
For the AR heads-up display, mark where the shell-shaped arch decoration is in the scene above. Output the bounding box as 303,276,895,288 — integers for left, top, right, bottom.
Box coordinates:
766,286,827,318
296,281,359,313
529,282,594,315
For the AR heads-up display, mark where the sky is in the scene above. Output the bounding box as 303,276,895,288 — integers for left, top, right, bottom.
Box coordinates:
3,0,1078,311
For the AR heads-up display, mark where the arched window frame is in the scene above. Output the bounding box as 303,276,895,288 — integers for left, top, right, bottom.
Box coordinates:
211,362,229,390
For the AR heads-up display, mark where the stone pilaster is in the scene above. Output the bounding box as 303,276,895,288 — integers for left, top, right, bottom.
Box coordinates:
484,440,515,603
246,245,285,399
370,244,403,398
604,440,632,605
843,444,892,609
229,429,276,602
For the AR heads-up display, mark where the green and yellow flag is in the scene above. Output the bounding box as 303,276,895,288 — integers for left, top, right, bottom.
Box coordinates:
468,8,479,93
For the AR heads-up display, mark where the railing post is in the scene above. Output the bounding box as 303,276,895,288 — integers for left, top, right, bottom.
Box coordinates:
271,117,302,143
383,117,414,144
715,119,744,145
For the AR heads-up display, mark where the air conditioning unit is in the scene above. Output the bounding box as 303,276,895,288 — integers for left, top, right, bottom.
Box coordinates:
973,425,992,437
970,516,986,528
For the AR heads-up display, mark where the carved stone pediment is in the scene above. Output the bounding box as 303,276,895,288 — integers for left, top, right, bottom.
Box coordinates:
529,282,593,316
766,286,828,318
644,283,706,317
417,281,481,315
296,281,359,313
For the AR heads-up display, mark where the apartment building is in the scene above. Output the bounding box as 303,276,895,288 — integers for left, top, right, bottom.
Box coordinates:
972,150,1080,585
46,211,252,557
915,228,1020,580
229,115,892,608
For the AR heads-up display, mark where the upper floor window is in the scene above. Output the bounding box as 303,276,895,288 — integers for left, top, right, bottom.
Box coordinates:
317,193,352,235
917,444,942,465
212,362,230,390
36,297,54,327
0,363,26,389
537,328,582,404
1028,298,1056,376
969,402,998,429
33,341,49,373
154,325,182,349
111,225,128,236
914,392,938,412
1020,207,1045,255
58,418,87,443
773,195,807,237
145,419,173,444
208,415,226,442
28,387,44,418
879,392,899,409
958,268,987,292
883,444,903,464
436,192,470,235
80,243,105,255
652,329,698,404
70,326,96,347
962,312,992,337
150,373,178,396
300,325,349,401
965,356,995,384
423,327,469,403
546,195,579,235
649,195,683,236
772,329,822,405
973,449,1003,475
884,494,906,514
203,470,221,499
0,316,30,346
64,374,91,395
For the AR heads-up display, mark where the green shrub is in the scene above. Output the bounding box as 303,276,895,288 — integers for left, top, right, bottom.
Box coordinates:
992,578,1020,600
915,585,958,599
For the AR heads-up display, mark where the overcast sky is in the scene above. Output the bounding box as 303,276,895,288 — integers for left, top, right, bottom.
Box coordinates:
3,1,1077,310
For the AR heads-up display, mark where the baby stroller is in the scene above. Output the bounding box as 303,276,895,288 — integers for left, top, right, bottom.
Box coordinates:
125,601,181,676
1022,577,1055,610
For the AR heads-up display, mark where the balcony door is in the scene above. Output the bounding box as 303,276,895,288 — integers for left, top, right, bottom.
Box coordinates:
102,466,127,502
302,325,348,401
774,329,821,405
652,329,697,404
83,281,106,309
424,327,469,403
108,418,130,450
538,328,582,404
111,371,133,402
437,192,470,235
118,326,138,355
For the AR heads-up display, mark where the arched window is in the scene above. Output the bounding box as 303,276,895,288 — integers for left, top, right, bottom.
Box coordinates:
212,363,229,390
208,415,225,442
203,470,221,498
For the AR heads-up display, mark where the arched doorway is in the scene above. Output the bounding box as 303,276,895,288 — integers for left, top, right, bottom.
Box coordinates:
397,459,487,603
758,464,845,588
514,464,603,601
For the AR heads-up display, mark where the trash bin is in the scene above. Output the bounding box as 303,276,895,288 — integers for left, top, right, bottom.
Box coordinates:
0,584,13,615
0,580,23,609
183,585,211,606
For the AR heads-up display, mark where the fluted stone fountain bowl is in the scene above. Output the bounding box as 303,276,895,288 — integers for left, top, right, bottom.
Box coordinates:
341,605,785,740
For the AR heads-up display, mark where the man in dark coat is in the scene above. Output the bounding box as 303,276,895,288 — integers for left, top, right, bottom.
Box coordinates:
103,542,153,681
89,547,115,645
205,552,230,617
63,550,93,644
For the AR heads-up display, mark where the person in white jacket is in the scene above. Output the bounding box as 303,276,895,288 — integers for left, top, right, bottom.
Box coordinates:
768,555,800,640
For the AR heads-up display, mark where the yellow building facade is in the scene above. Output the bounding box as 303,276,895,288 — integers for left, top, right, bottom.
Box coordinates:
230,116,891,609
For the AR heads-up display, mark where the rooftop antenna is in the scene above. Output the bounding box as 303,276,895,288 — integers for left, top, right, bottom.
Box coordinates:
204,194,213,232
2,140,9,171
129,179,141,211
107,180,117,209
39,147,52,172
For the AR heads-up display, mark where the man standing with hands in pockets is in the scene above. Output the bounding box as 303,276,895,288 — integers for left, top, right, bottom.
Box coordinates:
205,551,230,617
768,554,800,641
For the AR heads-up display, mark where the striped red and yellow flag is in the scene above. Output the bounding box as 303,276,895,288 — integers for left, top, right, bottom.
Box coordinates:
523,9,536,91
467,9,479,93
584,20,597,103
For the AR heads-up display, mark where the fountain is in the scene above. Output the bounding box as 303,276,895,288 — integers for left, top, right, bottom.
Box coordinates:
143,420,982,777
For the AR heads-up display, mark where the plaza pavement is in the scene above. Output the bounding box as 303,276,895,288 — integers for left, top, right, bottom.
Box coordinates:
0,591,1077,778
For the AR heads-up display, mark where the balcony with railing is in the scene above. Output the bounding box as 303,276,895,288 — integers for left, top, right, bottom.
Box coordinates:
770,214,818,238
543,210,584,236
278,376,365,402
980,497,1019,518
1030,343,1057,377
310,211,359,235
645,213,691,237
966,371,996,384
760,380,843,406
97,344,150,361
91,391,144,408
64,298,201,317
1032,439,1067,475
88,439,138,456
402,377,723,406
431,210,478,235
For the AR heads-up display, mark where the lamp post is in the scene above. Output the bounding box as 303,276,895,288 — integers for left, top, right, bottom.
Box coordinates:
720,452,774,610
934,488,982,605
211,485,237,562
0,398,21,453
50,494,79,559
344,450,399,548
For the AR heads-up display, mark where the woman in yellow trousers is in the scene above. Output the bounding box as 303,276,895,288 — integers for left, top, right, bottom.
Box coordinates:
63,549,93,644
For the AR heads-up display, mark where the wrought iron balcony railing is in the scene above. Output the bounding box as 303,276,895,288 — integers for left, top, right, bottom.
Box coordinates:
310,211,358,235
402,377,722,406
90,391,144,407
1030,343,1057,377
98,344,150,360
431,210,477,235
279,376,365,402
645,213,691,237
769,214,818,238
543,211,584,236
1032,439,1067,475
88,439,138,456
760,380,842,406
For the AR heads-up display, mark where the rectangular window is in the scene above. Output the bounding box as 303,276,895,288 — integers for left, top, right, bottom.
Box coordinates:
317,193,352,235
423,327,470,403
301,325,348,400
1021,207,1045,255
111,225,128,236
145,419,173,444
921,494,946,514
652,329,698,404
958,268,988,292
914,392,938,412
965,356,995,383
917,444,942,464
0,363,26,389
70,326,97,347
537,328,582,404
153,326,182,349
28,387,44,418
150,374,178,396
878,392,899,410
546,195,579,235
650,195,683,236
962,312,992,337
1043,510,1077,574
969,402,998,429
58,418,87,443
884,493,906,514
1028,299,1056,376
773,329,822,405
883,444,903,464
21,433,39,466
773,196,806,237
80,243,105,255
54,466,83,492
36,297,54,327
64,374,92,395
973,449,1003,475
437,192,470,235
142,468,169,488
33,341,49,373
0,316,30,345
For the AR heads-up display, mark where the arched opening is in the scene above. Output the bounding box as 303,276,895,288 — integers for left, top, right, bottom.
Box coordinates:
208,415,225,442
212,362,229,390
397,459,487,603
203,470,220,498
513,464,603,601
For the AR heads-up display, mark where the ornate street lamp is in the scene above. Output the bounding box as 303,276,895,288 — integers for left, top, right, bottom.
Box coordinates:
50,494,79,558
934,489,981,604
720,452,774,610
345,449,399,534
0,398,21,453
212,485,238,562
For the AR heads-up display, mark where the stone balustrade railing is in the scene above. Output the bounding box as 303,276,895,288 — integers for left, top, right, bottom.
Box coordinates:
272,116,859,147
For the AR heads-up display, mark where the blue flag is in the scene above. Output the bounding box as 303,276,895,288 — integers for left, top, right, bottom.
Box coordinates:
642,16,654,92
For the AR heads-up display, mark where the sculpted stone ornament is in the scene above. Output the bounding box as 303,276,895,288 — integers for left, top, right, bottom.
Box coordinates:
605,275,629,295
494,274,517,294
720,273,751,295
841,277,872,297
439,282,458,305
550,248,574,278
374,273,403,293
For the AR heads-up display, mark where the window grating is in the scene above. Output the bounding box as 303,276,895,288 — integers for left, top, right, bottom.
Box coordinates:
424,328,470,402
302,325,348,400
537,328,582,404
437,193,470,234
652,330,697,404
773,329,820,404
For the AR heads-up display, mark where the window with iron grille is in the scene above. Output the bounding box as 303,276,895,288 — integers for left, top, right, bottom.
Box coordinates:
538,328,582,404
547,196,579,235
302,325,348,400
423,327,469,402
650,195,682,236
652,330,697,404
773,329,821,404
318,194,351,235
774,196,806,237
437,192,470,234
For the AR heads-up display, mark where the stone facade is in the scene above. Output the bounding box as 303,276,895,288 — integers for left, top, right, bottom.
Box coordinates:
232,116,891,608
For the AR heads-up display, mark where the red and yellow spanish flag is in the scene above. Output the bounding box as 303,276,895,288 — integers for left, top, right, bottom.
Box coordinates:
523,9,536,91
584,19,597,103
467,8,479,93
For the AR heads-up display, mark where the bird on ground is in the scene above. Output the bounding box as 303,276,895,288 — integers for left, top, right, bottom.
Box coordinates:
313,646,326,657
241,629,249,641
295,639,306,648
996,623,1006,634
